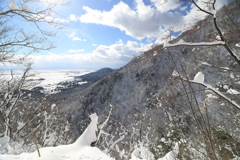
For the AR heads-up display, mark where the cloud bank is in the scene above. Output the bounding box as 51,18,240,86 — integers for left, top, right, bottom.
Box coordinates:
31,41,152,70
75,0,229,40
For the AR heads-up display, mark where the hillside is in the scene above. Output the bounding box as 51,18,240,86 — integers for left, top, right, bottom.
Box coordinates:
1,1,240,159
60,1,240,159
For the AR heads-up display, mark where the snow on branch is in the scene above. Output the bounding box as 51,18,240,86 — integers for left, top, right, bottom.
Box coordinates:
164,39,225,48
191,83,240,111
22,4,31,12
96,106,113,145
174,71,240,111
192,72,204,84
75,113,99,146
212,9,217,18
8,0,18,10
8,1,31,12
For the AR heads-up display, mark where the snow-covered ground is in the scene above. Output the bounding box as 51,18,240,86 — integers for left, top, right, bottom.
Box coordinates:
1,69,94,94
32,70,92,85
0,113,112,160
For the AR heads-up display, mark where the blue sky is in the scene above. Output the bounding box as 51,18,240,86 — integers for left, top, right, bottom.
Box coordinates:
3,0,229,70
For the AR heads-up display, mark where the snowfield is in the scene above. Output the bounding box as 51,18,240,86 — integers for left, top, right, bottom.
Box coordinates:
32,70,92,85
1,69,94,94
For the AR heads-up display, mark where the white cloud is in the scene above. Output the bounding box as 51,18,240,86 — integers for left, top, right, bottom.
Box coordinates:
67,49,85,53
92,44,98,46
77,0,229,40
78,0,184,40
32,13,69,24
150,0,181,12
116,39,123,44
31,41,152,69
55,18,69,23
72,37,87,41
69,14,78,21
126,41,138,48
66,29,87,41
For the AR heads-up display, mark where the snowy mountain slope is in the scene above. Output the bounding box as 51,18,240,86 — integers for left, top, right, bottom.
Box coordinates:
0,68,114,155
75,67,114,83
1,1,240,159
58,1,240,158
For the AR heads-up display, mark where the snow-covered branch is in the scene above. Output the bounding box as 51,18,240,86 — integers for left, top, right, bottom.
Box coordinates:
96,106,113,145
175,71,240,111
190,73,240,111
164,39,225,48
163,0,240,66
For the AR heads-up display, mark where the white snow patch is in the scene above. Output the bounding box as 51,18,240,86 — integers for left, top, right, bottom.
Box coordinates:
130,143,154,160
206,93,218,99
22,4,31,12
227,89,240,95
153,51,157,56
220,66,230,70
212,9,217,18
192,72,204,83
158,143,179,160
172,70,179,77
17,121,25,130
8,0,18,10
51,104,56,110
178,39,185,43
223,85,229,90
201,62,211,66
0,136,10,153
216,35,221,40
78,81,88,85
1,113,112,160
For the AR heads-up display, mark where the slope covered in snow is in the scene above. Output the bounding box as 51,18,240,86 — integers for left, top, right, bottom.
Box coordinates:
58,1,240,159
1,1,240,160
1,114,112,160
